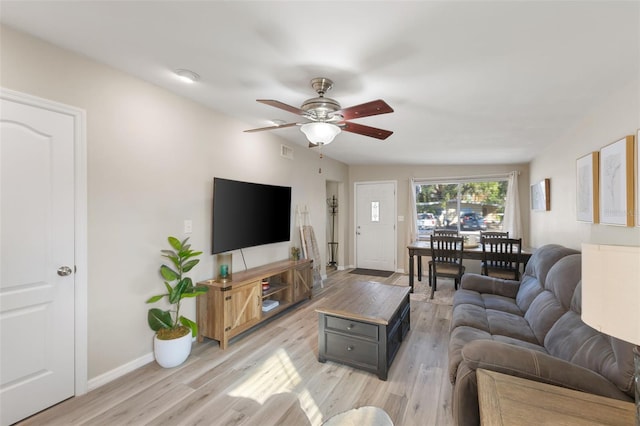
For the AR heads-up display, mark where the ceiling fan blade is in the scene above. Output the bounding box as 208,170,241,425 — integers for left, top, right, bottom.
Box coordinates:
257,99,306,116
337,99,394,120
340,121,393,140
244,122,299,133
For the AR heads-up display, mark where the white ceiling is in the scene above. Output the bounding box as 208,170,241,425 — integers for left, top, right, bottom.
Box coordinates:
1,1,638,165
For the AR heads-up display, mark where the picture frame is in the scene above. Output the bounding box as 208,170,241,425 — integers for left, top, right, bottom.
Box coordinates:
599,135,635,226
576,152,599,223
637,129,640,227
531,178,550,211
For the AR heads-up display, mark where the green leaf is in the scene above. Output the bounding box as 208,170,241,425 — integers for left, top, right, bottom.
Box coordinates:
182,259,200,273
169,277,190,304
180,316,198,337
181,251,202,261
145,294,166,304
168,236,182,251
182,285,209,298
148,308,173,331
164,281,173,294
160,265,179,281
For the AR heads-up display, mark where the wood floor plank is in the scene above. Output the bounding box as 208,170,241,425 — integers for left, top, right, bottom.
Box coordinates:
17,271,455,426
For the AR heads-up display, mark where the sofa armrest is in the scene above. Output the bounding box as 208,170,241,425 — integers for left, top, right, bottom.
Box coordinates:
460,339,631,400
460,273,520,299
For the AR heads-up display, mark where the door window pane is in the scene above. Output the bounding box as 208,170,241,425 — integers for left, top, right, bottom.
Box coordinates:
371,201,380,222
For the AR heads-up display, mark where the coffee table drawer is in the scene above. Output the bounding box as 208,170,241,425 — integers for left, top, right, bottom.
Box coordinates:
325,316,378,340
324,333,378,367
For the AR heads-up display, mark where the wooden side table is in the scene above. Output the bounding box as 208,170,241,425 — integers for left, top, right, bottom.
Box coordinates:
477,369,635,425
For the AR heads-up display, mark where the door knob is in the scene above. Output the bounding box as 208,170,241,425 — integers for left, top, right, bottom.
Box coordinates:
57,266,73,276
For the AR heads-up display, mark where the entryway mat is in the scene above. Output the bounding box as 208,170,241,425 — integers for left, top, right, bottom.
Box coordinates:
349,268,394,278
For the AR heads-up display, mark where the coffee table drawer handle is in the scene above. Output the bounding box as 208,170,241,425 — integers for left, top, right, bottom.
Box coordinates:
347,345,354,351
347,324,354,330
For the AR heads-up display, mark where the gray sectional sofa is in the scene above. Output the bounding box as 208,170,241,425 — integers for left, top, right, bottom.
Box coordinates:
448,244,635,426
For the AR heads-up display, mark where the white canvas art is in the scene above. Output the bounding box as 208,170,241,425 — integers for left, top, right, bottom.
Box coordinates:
576,153,597,222
599,137,632,226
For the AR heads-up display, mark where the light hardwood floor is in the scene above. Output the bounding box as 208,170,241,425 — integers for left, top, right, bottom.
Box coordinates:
19,270,454,426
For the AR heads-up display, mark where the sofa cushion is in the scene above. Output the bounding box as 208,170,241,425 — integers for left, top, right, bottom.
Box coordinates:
515,245,580,312
448,318,542,384
524,255,582,343
544,286,635,398
453,289,523,316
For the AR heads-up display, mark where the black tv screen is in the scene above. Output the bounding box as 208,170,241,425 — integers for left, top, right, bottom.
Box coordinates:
212,178,292,254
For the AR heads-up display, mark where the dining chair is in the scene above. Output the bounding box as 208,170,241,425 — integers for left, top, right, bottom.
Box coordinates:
429,236,465,299
433,229,459,237
480,231,509,241
481,237,522,280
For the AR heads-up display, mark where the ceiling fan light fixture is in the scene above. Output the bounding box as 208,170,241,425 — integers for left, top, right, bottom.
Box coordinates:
174,69,200,84
300,122,341,145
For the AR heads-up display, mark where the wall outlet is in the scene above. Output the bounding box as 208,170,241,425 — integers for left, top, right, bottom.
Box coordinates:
184,220,193,234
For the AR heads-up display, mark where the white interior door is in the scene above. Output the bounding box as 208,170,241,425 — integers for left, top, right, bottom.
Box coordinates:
355,181,396,271
1,96,76,425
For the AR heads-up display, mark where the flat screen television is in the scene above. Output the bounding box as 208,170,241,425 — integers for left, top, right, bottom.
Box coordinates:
212,177,292,254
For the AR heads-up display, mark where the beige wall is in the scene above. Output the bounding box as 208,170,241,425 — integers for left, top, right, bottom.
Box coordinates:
0,25,349,380
348,164,530,274
530,79,640,249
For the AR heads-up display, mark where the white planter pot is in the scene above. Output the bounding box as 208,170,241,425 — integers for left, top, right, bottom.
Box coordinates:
153,331,192,368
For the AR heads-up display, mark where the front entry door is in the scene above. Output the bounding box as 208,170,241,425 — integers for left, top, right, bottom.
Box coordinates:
1,95,77,425
355,181,396,271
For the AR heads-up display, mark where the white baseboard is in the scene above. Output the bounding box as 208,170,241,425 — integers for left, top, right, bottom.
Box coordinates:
87,352,154,391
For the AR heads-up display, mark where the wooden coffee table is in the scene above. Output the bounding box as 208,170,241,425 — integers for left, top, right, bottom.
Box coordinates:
316,281,411,380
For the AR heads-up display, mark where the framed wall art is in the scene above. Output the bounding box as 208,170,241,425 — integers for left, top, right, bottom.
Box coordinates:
576,152,599,223
599,135,635,226
531,178,550,211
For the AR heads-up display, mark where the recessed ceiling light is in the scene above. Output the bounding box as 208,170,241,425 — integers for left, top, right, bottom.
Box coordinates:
174,69,200,84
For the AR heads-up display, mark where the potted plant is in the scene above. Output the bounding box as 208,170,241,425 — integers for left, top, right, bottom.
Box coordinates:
146,236,209,368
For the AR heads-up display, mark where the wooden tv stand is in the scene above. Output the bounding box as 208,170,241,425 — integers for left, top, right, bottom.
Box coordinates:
196,258,313,349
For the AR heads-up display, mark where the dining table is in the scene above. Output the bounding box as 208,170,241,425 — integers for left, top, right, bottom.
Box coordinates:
407,240,534,292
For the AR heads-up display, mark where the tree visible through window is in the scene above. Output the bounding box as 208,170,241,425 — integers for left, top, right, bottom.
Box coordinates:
415,180,508,239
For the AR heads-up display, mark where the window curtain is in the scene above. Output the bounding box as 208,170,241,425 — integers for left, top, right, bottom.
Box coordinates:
502,171,523,239
407,178,418,244
406,178,418,274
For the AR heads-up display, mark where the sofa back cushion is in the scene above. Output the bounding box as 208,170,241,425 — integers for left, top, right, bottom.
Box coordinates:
545,283,636,398
516,245,580,313
523,255,582,344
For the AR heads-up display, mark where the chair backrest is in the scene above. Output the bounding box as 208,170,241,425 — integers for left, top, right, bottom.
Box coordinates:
433,229,459,237
430,236,465,270
482,237,522,280
480,231,509,241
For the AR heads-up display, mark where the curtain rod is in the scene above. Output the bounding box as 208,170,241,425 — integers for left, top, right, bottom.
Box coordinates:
412,170,520,183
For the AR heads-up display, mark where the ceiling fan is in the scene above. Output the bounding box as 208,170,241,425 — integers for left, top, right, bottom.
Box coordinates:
244,77,394,147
